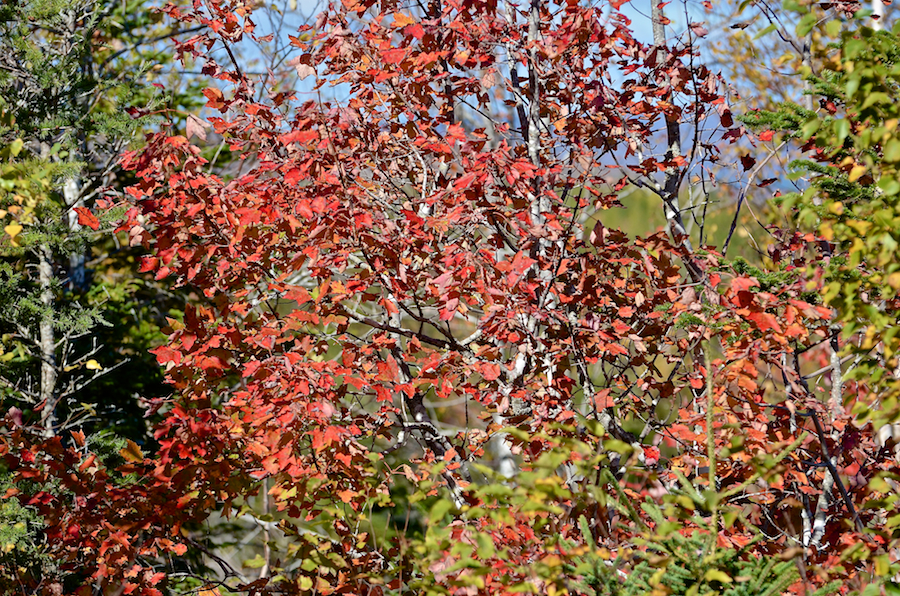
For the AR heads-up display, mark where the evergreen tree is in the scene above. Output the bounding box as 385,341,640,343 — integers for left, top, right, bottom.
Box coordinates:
0,0,196,438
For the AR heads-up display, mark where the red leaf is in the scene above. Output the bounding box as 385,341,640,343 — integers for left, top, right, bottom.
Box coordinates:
165,135,188,147
138,256,159,273
747,311,782,333
382,48,406,64
719,108,734,128
594,389,614,409
148,573,166,586
406,23,425,39
481,362,502,381
589,222,606,247
446,123,466,146
731,276,759,293
285,169,303,186
151,345,182,365
453,172,477,190
280,130,318,145
642,446,660,465
74,207,100,230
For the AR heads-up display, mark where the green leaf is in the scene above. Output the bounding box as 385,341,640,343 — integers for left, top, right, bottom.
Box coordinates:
8,139,23,158
884,139,900,163
474,531,495,558
834,118,850,144
753,23,777,40
846,75,861,98
603,439,634,455
796,13,818,37
861,581,881,596
801,118,821,139
862,92,891,110
243,554,266,568
430,498,454,520
878,176,900,196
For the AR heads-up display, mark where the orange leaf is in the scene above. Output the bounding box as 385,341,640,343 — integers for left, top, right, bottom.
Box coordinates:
392,12,416,27
74,207,100,230
119,439,144,463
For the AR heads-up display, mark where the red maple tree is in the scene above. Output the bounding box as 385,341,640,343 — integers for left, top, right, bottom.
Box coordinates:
4,0,899,594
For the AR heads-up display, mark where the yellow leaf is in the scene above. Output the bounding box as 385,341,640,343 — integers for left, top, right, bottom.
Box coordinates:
85,359,102,370
541,554,562,567
703,569,733,583
774,52,795,67
119,439,144,463
198,587,221,596
4,223,22,240
847,219,872,235
887,272,900,290
165,317,185,331
848,164,867,182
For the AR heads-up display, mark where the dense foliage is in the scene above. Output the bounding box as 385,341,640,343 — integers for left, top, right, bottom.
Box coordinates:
3,0,900,595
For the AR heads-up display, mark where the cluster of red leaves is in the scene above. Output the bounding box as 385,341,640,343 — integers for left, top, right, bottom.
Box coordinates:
3,0,900,594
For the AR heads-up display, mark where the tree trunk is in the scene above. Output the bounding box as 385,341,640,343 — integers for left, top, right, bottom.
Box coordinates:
651,0,690,251
64,174,88,291
38,243,58,436
872,0,884,30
